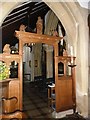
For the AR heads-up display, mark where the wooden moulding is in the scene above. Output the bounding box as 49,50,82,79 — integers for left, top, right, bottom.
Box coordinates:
0,79,11,83
15,31,63,45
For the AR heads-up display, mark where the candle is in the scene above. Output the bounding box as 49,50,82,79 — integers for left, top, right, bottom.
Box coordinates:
71,56,73,64
70,46,73,56
71,46,73,64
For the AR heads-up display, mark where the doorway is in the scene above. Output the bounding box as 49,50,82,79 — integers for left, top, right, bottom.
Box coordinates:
23,43,55,118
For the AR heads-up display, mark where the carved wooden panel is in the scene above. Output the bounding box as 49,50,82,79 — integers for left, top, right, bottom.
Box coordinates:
8,79,20,110
56,78,73,112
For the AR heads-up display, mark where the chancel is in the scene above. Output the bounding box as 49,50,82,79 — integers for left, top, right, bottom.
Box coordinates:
0,1,90,119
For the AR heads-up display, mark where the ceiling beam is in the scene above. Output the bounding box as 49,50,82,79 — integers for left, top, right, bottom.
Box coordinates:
15,1,32,9
30,6,48,15
7,7,29,18
2,16,26,28
3,12,27,24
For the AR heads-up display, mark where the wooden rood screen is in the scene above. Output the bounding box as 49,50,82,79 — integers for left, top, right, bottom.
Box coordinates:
16,31,76,113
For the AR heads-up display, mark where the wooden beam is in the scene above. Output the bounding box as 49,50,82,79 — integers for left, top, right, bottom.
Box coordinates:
15,31,63,45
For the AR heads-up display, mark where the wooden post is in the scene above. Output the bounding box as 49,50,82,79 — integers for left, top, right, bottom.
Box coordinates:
71,66,76,113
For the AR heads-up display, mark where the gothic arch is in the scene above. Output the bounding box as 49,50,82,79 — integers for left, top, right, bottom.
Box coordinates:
1,1,89,117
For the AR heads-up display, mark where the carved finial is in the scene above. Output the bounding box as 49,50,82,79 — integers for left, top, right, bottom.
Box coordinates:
19,24,26,31
3,44,11,54
53,29,58,36
36,16,43,34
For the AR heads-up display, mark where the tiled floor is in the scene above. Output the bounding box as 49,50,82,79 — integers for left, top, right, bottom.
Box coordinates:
23,82,53,119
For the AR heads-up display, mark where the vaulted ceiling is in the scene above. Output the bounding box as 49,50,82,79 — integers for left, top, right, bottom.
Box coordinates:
2,1,50,47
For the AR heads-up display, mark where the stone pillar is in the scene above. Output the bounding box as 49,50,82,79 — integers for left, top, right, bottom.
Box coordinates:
44,44,53,78
88,13,90,117
33,16,43,77
31,47,34,82
36,16,43,34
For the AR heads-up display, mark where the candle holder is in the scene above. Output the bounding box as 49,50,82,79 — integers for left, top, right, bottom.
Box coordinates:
68,64,76,68
68,55,76,68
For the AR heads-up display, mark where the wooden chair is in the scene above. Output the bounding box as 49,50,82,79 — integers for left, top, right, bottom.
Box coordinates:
0,97,27,119
48,85,55,110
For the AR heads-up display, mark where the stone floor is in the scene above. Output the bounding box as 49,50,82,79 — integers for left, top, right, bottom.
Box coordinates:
23,81,88,119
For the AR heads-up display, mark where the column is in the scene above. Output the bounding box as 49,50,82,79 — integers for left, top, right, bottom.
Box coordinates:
44,44,53,78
